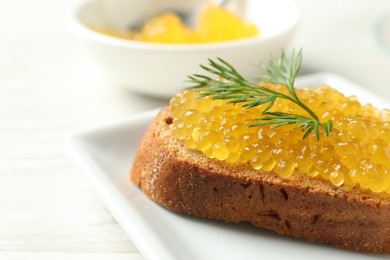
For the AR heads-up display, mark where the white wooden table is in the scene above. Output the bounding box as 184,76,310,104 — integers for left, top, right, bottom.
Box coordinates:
1,0,389,259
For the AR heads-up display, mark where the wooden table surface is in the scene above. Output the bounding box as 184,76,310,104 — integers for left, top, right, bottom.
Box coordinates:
1,0,390,259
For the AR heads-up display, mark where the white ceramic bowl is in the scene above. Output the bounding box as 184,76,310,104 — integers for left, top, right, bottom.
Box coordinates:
70,0,301,98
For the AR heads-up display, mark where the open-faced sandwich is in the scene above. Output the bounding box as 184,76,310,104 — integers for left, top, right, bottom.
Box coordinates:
130,50,390,253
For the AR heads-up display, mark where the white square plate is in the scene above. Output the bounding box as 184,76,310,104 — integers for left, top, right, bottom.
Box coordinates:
66,73,390,260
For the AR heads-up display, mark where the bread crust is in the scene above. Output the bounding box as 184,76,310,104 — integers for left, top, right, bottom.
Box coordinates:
130,108,390,254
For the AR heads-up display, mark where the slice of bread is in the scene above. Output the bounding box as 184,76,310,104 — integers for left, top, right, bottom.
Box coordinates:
130,107,390,253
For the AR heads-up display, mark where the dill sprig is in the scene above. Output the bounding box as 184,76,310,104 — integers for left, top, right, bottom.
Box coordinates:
186,49,333,140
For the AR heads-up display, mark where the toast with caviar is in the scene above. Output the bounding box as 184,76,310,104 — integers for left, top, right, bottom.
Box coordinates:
131,107,390,254
130,50,390,253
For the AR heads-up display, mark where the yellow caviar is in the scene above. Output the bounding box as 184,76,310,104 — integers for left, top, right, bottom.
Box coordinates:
169,85,390,194
91,2,259,44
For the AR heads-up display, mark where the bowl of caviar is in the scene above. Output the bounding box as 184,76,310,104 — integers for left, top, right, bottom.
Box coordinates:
69,0,301,98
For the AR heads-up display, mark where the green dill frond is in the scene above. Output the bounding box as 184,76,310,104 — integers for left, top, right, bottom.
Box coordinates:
186,49,333,140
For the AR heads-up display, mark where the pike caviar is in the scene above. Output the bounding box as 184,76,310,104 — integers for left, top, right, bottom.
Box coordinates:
90,2,259,44
170,85,390,194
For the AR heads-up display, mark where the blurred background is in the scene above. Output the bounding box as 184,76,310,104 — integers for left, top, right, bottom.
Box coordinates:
1,0,390,259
